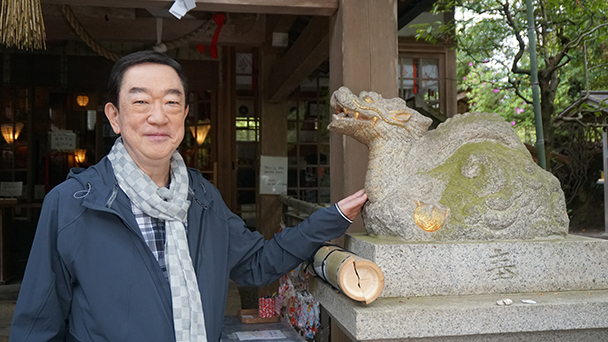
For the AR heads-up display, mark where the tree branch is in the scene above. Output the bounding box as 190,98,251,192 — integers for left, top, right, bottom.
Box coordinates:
543,22,608,76
508,76,532,103
499,0,530,75
589,63,608,72
566,22,608,51
552,53,572,72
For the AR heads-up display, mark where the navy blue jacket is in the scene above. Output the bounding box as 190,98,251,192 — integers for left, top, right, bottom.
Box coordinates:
10,157,351,342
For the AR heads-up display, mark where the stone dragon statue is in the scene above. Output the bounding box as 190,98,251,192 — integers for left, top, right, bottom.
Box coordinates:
328,87,569,241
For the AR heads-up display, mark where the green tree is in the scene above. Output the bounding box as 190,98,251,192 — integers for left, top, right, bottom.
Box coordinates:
417,0,608,170
460,61,537,143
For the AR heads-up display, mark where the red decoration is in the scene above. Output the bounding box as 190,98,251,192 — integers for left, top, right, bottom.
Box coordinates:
197,13,225,59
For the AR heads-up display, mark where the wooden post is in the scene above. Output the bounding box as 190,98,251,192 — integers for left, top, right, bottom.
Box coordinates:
258,20,288,240
329,0,398,239
328,1,397,340
257,21,289,296
256,100,287,242
217,47,237,211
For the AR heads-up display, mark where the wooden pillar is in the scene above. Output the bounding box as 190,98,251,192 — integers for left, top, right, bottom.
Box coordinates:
257,19,290,296
329,0,398,237
257,16,289,241
256,100,287,241
328,3,397,338
257,99,287,241
217,47,237,212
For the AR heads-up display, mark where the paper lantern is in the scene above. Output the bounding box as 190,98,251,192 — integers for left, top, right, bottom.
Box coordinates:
76,95,89,107
1,122,24,144
189,119,211,146
74,149,87,164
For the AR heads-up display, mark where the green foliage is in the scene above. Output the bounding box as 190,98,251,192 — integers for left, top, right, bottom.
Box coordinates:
460,59,538,142
414,0,608,121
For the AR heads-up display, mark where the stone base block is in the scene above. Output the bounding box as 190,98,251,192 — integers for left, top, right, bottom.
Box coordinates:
313,281,608,341
346,234,608,298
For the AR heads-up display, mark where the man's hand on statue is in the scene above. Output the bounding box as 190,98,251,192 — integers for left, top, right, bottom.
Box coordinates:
337,189,368,221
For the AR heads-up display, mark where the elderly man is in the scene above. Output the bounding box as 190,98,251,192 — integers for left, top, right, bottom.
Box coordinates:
10,51,367,342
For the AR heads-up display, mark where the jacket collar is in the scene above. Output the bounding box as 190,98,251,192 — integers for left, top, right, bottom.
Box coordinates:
68,157,120,211
69,157,212,214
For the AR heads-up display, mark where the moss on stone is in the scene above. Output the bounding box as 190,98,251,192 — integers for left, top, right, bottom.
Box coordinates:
422,141,541,233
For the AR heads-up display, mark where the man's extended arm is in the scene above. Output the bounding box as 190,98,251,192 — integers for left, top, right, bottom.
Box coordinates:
226,190,367,287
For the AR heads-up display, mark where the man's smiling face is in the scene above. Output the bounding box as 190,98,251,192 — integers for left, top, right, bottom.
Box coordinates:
105,62,189,170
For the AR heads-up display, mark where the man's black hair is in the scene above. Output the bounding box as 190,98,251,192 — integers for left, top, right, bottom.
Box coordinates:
106,50,189,108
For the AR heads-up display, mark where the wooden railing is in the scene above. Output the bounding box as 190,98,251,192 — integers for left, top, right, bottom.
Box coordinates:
277,194,325,227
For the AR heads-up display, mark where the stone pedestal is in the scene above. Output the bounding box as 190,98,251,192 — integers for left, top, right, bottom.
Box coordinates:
313,234,608,341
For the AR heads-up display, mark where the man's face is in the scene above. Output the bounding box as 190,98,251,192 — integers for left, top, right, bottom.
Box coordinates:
105,63,188,169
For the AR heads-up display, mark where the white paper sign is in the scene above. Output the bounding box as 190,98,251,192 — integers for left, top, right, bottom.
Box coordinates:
0,181,22,197
235,330,286,341
259,156,287,195
50,131,76,151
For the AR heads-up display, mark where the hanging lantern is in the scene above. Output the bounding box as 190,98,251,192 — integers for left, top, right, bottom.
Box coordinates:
76,95,89,107
189,119,211,146
1,122,24,144
74,149,87,164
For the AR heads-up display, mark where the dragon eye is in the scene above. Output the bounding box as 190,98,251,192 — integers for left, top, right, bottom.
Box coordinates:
363,96,374,103
390,110,411,122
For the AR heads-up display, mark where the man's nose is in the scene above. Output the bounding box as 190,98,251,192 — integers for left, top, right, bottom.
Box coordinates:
147,101,169,125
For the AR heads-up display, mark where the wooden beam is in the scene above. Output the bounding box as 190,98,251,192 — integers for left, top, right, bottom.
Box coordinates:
266,16,329,102
41,0,339,16
43,5,266,44
265,14,297,52
269,14,297,33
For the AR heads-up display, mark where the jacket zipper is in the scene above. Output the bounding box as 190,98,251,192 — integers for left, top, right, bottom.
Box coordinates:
191,182,208,269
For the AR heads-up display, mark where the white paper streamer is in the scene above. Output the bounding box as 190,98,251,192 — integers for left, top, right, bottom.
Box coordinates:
169,0,196,19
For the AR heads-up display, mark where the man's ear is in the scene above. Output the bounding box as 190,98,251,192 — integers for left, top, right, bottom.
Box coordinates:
184,105,190,120
104,102,121,135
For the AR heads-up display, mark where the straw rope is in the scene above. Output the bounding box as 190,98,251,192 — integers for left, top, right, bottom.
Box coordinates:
152,16,215,53
61,4,217,59
1,0,47,50
61,5,122,61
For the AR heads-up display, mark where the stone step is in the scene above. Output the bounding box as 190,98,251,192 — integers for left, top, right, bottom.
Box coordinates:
314,280,608,341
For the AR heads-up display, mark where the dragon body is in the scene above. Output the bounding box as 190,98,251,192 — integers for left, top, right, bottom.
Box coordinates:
328,87,569,241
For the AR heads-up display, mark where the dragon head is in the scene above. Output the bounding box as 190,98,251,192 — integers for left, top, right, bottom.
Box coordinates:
328,87,433,146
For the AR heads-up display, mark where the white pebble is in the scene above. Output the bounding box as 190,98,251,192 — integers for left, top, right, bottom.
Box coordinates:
522,299,537,304
496,298,513,306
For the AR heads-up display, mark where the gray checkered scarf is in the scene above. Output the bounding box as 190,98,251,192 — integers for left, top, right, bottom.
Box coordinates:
108,137,207,342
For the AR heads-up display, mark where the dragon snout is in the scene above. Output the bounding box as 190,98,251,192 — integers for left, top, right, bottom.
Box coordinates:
332,104,378,124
